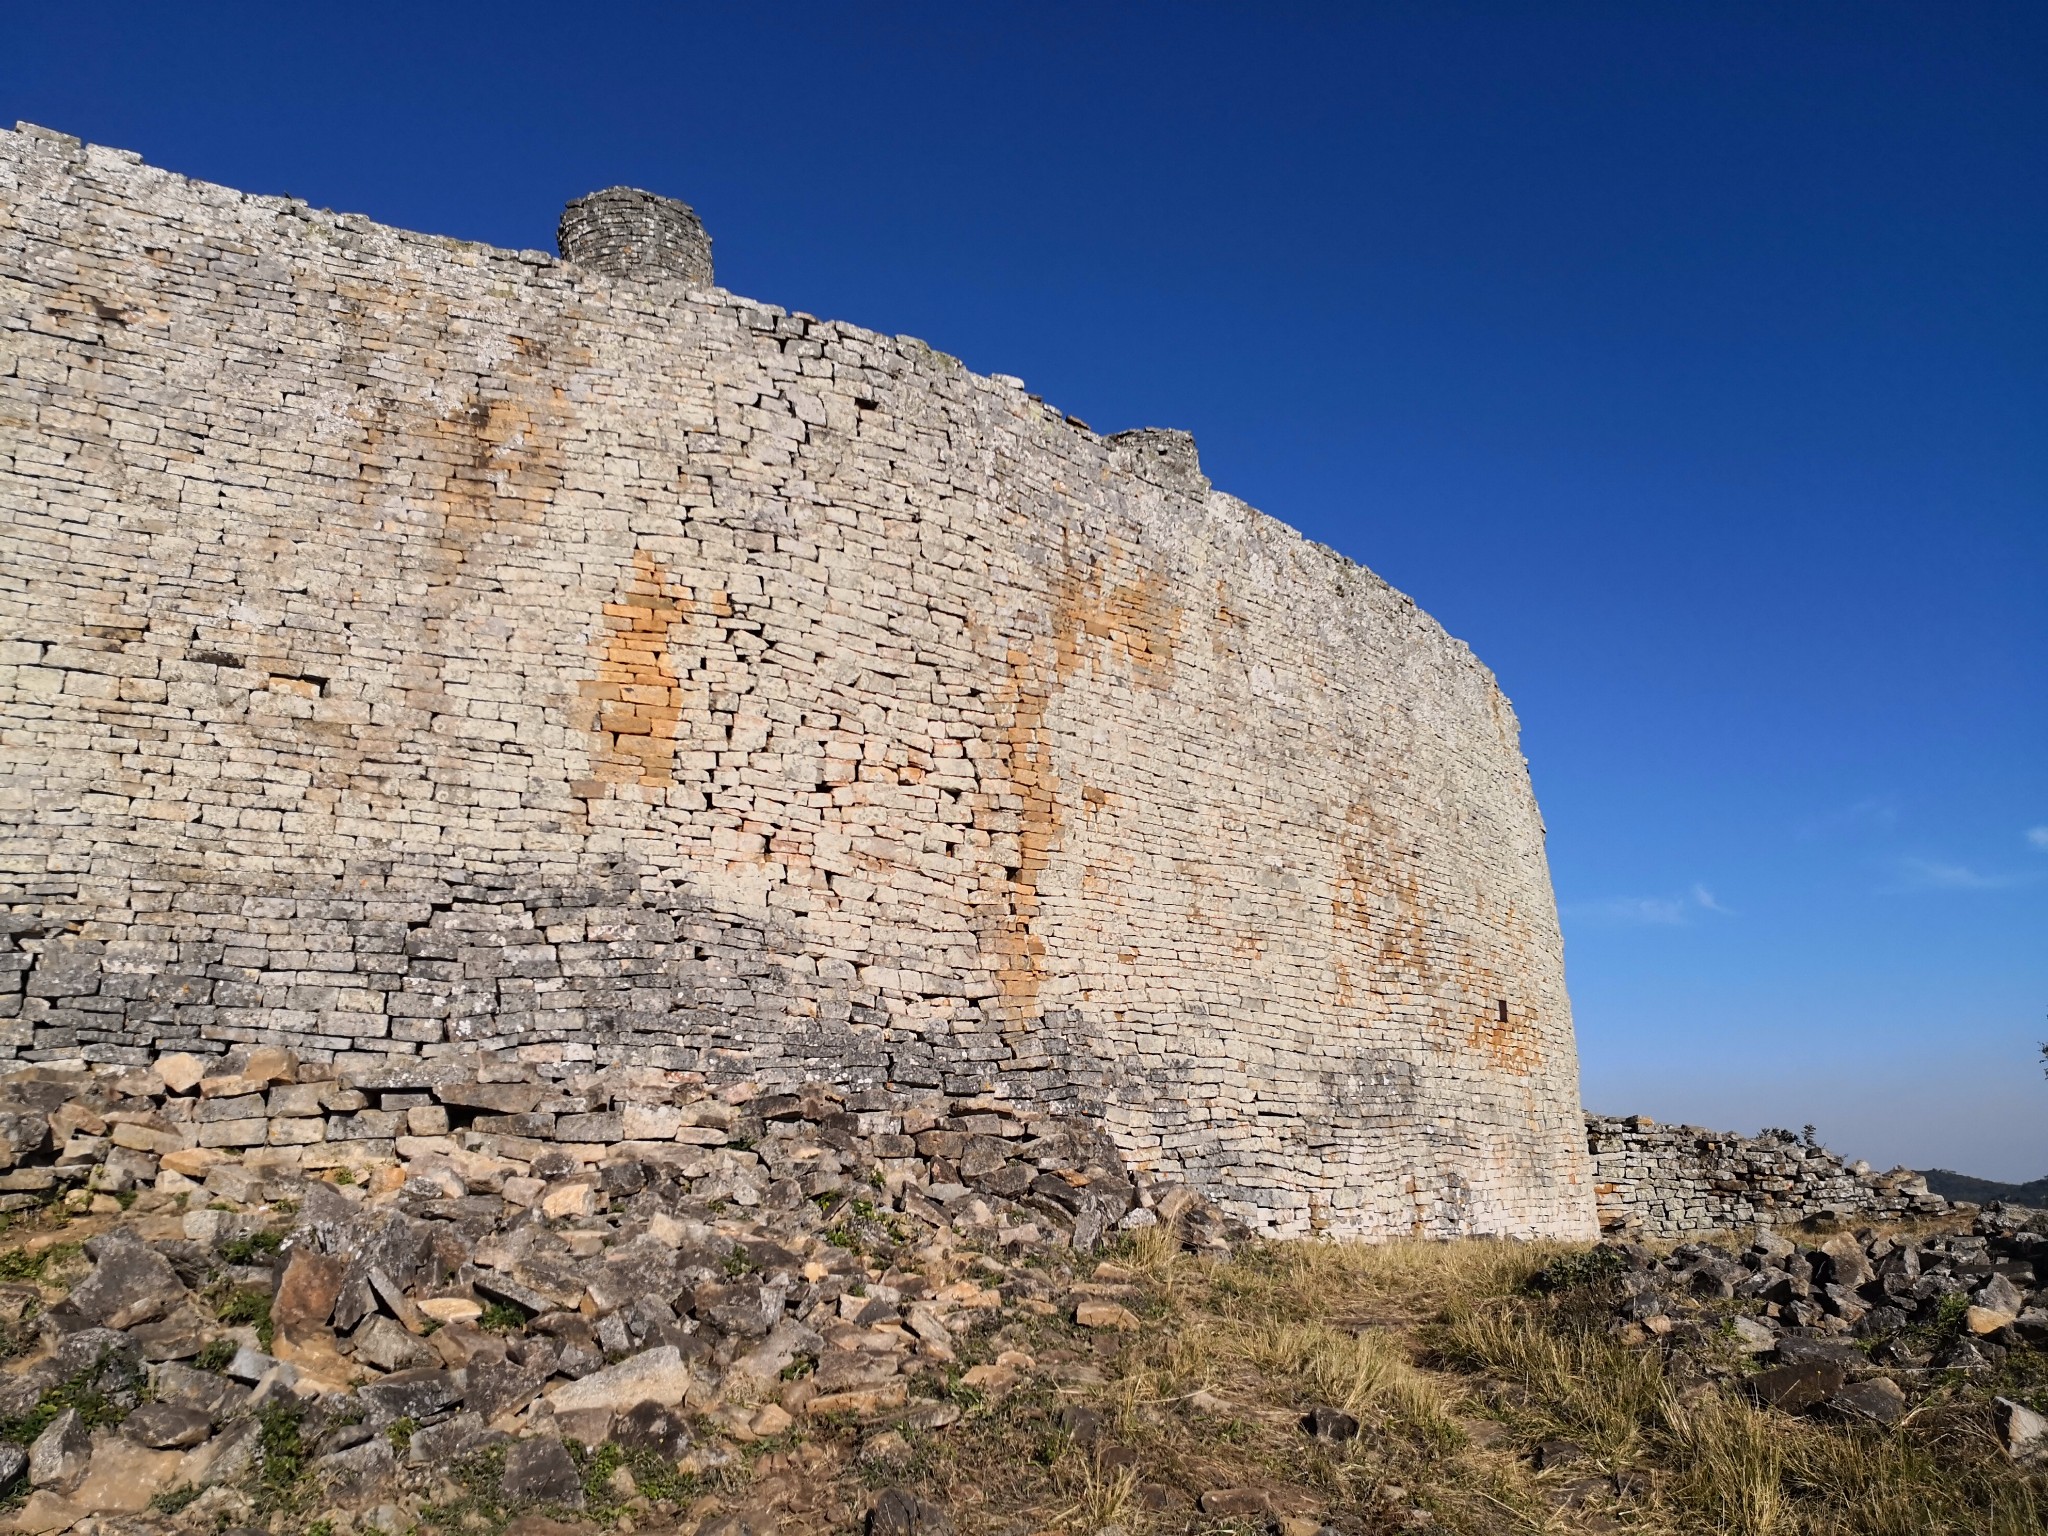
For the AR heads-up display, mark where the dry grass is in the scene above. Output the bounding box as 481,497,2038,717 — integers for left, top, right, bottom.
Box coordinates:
656,1228,2046,1536
1064,1230,2047,1536
1425,1250,2048,1536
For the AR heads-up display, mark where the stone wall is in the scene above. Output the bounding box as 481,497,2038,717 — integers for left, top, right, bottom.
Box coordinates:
0,123,1595,1239
0,1044,1200,1261
1586,1114,1949,1237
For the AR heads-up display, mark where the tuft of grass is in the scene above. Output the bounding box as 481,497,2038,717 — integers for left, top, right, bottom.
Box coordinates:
1239,1316,1461,1445
1530,1243,1630,1292
193,1338,235,1373
417,1442,511,1536
477,1301,527,1333
150,1485,202,1515
219,1229,284,1265
570,1438,698,1515
216,1287,274,1350
0,1363,132,1446
1435,1299,1664,1461
1053,1457,1138,1531
0,1243,80,1284
257,1399,308,1500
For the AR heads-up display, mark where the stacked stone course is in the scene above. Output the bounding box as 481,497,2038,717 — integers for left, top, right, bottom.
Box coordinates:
0,123,1594,1239
1586,1114,1950,1237
0,1047,1176,1260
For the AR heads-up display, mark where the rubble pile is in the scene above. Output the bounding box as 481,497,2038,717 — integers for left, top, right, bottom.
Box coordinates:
1584,1115,1951,1237
0,1049,1244,1531
1572,1206,2048,1460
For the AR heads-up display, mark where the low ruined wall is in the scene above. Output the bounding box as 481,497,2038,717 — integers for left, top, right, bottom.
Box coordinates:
1586,1114,1949,1237
0,1046,1231,1259
0,124,1594,1239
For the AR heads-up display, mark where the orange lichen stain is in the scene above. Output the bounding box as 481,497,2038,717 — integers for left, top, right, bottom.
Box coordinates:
987,535,1184,1030
577,550,695,789
1330,796,1429,979
1211,578,1249,665
1329,794,1544,1076
1331,957,1355,1012
301,280,583,811
1466,1004,1541,1076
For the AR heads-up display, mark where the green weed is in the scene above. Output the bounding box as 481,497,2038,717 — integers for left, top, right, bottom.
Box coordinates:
216,1288,274,1350
477,1302,527,1333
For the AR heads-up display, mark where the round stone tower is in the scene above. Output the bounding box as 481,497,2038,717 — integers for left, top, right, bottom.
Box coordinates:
557,186,713,287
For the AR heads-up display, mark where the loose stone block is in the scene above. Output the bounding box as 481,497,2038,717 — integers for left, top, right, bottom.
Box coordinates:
197,1119,270,1149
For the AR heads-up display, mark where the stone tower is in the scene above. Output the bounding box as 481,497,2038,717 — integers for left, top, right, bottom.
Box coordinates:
557,186,714,287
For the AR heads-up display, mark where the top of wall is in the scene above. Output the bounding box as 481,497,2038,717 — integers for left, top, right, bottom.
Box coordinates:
1,121,1520,753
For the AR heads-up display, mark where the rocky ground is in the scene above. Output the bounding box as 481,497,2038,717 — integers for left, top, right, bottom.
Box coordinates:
1586,1211,2048,1432
0,1050,2038,1535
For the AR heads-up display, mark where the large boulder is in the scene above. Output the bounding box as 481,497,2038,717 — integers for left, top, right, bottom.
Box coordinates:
60,1234,186,1330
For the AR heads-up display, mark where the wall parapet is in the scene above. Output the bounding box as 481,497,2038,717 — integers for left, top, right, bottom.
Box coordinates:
1586,1113,1949,1237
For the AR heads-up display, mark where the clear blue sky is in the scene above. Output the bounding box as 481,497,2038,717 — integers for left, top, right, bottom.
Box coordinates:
8,3,2044,1177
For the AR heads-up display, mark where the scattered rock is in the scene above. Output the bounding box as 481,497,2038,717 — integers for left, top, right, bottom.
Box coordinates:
501,1435,586,1508
1532,1439,1587,1470
868,1486,953,1536
1075,1300,1139,1330
1995,1397,2048,1466
156,1055,206,1095
547,1344,693,1413
315,1437,398,1505
419,1296,483,1326
76,1445,187,1517
1303,1404,1359,1444
122,1402,213,1449
1198,1488,1273,1518
1826,1377,1907,1425
1965,1305,2016,1337
28,1409,90,1490
1746,1360,1848,1415
269,1248,347,1367
357,1368,463,1426
62,1235,186,1331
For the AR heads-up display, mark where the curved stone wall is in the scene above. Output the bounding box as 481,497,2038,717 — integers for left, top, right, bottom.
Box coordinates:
0,124,1595,1238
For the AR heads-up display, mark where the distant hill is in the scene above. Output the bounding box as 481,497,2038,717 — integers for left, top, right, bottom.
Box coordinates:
1919,1168,2048,1206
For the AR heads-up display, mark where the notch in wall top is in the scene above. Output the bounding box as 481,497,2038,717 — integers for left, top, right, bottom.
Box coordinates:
558,186,713,287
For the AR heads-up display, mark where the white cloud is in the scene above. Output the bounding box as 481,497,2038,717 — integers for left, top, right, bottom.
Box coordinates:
1799,796,1900,840
1887,857,2016,893
2027,826,2048,852
1565,885,1730,928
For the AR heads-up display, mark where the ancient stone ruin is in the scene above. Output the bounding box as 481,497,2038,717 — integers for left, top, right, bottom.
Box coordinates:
0,123,1595,1240
1584,1114,1950,1237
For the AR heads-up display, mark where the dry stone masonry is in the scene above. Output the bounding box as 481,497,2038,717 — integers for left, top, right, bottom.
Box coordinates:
0,1047,1243,1530
1585,1114,1950,1238
0,123,1595,1240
